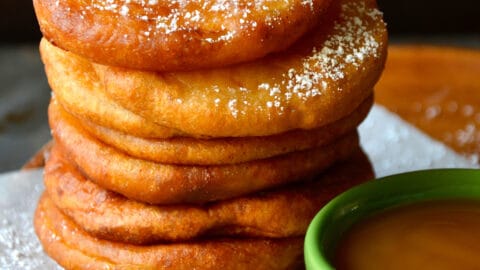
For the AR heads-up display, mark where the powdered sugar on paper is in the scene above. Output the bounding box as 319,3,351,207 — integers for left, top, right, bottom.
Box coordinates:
0,169,60,270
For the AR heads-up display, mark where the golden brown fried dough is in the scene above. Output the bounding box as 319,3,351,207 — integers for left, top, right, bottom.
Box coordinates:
40,0,386,137
49,99,359,204
97,0,386,137
40,40,183,139
60,96,372,165
34,0,331,71
35,194,304,270
45,146,373,244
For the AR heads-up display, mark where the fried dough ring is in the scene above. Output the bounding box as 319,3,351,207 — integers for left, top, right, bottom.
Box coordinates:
40,40,182,139
49,100,359,204
64,96,372,165
80,0,385,137
45,145,372,244
35,194,304,270
33,0,332,71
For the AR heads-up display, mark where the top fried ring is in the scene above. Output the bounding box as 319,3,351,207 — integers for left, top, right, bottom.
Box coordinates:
33,0,332,71
40,0,387,137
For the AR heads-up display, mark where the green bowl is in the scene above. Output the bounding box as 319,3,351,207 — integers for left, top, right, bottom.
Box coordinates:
304,168,480,270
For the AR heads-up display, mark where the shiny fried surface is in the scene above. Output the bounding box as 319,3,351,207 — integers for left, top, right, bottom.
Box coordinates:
49,99,359,204
40,39,182,139
40,0,386,137
35,194,305,270
65,96,372,165
33,0,331,71
45,146,373,244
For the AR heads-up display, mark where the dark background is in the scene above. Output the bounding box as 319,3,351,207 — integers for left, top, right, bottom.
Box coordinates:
0,0,479,43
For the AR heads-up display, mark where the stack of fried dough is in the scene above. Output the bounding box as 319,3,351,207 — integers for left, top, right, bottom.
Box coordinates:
33,0,387,268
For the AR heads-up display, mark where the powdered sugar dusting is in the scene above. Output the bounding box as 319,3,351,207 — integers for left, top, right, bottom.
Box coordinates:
422,102,480,155
0,169,61,269
81,0,385,120
0,209,59,269
214,1,385,118
283,2,383,95
83,0,317,41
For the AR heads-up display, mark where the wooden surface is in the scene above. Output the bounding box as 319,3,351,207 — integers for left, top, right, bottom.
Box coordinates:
22,140,52,170
375,45,480,159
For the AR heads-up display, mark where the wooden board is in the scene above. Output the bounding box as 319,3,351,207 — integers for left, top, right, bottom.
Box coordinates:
375,45,480,158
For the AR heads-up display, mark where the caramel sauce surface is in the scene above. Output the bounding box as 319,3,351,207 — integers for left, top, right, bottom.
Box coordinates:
335,199,480,270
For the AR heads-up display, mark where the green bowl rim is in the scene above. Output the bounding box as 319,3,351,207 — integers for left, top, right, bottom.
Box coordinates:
304,168,480,270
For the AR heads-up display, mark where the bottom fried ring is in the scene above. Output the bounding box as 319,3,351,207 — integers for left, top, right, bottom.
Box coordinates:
45,145,373,244
35,195,304,270
50,101,359,204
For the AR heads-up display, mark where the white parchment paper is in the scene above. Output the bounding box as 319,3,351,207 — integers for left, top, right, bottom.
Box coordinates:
360,105,479,177
0,169,60,269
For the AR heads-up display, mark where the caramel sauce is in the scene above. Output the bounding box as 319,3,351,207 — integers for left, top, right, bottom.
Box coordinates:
375,46,480,160
335,199,480,270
